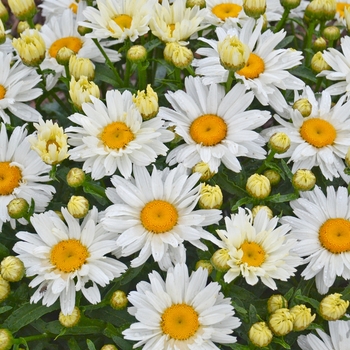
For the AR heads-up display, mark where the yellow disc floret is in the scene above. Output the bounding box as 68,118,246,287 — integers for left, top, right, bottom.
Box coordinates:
240,241,265,267
49,37,83,58
237,53,265,79
0,162,22,196
113,14,132,30
212,3,242,19
0,85,6,100
299,118,336,148
319,218,350,253
100,122,135,150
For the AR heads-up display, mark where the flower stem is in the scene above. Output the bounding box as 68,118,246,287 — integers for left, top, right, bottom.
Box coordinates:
274,9,290,33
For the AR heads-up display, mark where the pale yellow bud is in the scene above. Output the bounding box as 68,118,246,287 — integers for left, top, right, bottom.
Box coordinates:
126,45,147,63
67,196,89,219
100,345,118,350
323,26,340,41
69,55,95,81
54,210,65,221
78,22,93,36
305,0,336,21
0,256,25,282
292,169,316,191
132,85,159,120
313,37,327,52
211,248,231,272
244,0,266,18
0,329,13,350
17,21,30,35
0,275,10,303
0,2,9,23
56,47,75,66
66,168,86,188
110,290,128,310
319,293,349,321
69,76,100,109
246,174,271,199
192,162,216,181
280,0,301,10
198,184,223,209
268,308,295,336
195,260,213,275
248,322,273,347
164,42,193,69
269,132,291,154
293,98,312,117
345,7,350,31
311,51,331,74
267,294,288,314
7,198,29,219
59,306,81,326
8,0,36,20
0,20,5,45
263,169,281,186
251,205,273,220
290,304,316,331
217,36,250,72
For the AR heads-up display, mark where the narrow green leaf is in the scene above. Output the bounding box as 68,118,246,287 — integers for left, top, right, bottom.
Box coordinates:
267,193,299,203
295,294,320,310
0,306,12,314
249,304,258,324
86,339,96,350
0,242,10,260
231,197,254,212
272,336,291,349
111,336,133,350
284,287,295,302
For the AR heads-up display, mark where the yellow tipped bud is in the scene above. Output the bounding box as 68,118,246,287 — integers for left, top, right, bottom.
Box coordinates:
127,45,147,63
0,329,13,350
290,304,316,331
198,184,223,209
345,147,350,167
7,198,29,219
248,322,273,347
0,20,5,45
243,0,266,18
56,47,75,66
100,345,118,350
0,275,10,303
69,55,95,81
110,290,128,310
269,132,291,154
66,168,86,188
311,51,332,74
164,42,193,69
195,260,213,275
211,248,231,272
59,306,81,327
246,174,271,199
319,293,349,321
305,0,336,21
0,256,25,282
323,26,340,41
292,169,316,191
313,37,327,52
263,169,281,186
345,7,350,32
77,21,93,36
16,21,30,35
0,2,9,23
293,98,312,117
268,308,294,336
69,76,100,109
280,0,301,10
67,196,89,219
267,294,288,314
186,0,206,7
8,0,36,20
132,85,159,120
252,205,273,220
192,162,216,181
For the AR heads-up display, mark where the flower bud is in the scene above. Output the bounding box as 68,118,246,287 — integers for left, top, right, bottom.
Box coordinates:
77,21,93,36
186,0,206,8
293,98,312,117
290,304,316,331
313,37,327,52
0,20,5,45
69,55,95,81
67,196,89,219
195,260,213,275
263,169,281,186
1,256,25,282
56,47,75,66
192,162,216,181
69,76,100,109
280,0,301,10
248,322,273,347
0,275,10,303
292,169,316,191
132,85,159,120
246,174,271,199
66,168,86,188
0,2,9,23
198,184,223,209
319,293,349,321
211,248,231,272
0,329,13,350
110,290,128,310
269,132,291,154
8,0,37,20
164,42,193,69
345,7,350,32
217,36,250,72
311,51,331,73
323,26,340,41
126,45,147,63
59,306,81,327
16,21,30,35
7,198,29,219
267,294,288,314
100,345,118,350
268,308,294,336
305,0,336,21
243,0,266,18
252,205,273,220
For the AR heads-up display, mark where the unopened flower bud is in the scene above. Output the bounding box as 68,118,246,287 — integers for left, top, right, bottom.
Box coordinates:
59,306,81,327
198,184,223,209
311,51,331,73
69,76,100,109
56,47,75,66
345,7,350,32
267,294,288,314
248,322,273,347
290,304,316,331
211,248,231,272
1,256,25,282
269,308,294,336
0,275,10,304
252,205,273,220
263,169,281,186
67,196,89,219
246,174,271,199
77,21,93,36
186,0,206,8
17,21,30,35
0,329,13,350
127,45,147,63
110,290,128,310
269,132,291,154
313,37,327,52
293,98,312,117
292,169,316,191
192,162,216,181
8,0,37,21
305,0,336,21
195,260,213,275
100,345,118,350
319,293,349,321
69,55,95,81
66,168,86,187
323,26,340,41
132,84,159,120
243,0,266,18
7,198,29,219
280,0,301,10
0,20,5,45
0,2,9,23
164,42,193,69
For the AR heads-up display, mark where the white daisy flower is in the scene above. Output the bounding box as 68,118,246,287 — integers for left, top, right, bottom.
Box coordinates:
149,0,209,45
66,89,174,180
193,18,304,108
81,0,156,43
159,76,270,173
263,91,350,181
0,124,55,230
318,36,350,97
102,165,222,270
40,9,121,90
216,208,301,290
298,320,350,350
334,0,350,25
0,52,42,123
122,263,241,349
282,186,350,294
13,207,127,315
39,0,82,21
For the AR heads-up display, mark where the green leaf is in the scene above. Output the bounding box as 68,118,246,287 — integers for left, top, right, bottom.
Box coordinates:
290,66,317,84
111,336,133,350
280,159,294,181
231,197,254,212
272,336,291,349
0,306,12,314
67,337,82,350
249,304,258,324
215,171,247,197
145,38,162,52
86,339,96,350
284,287,295,302
267,193,299,203
120,265,145,286
275,35,294,49
0,242,10,260
295,294,320,310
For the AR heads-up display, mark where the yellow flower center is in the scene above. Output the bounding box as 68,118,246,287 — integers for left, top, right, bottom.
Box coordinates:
299,118,336,148
190,114,227,146
0,162,22,196
113,14,132,31
336,2,350,17
50,239,89,273
69,2,78,14
212,3,242,20
240,241,266,267
169,23,176,36
140,200,178,233
100,122,135,150
161,304,199,340
49,37,83,58
0,85,6,100
46,140,60,152
319,218,350,254
237,53,265,79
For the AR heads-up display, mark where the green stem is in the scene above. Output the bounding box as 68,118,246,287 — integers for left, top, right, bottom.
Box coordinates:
305,21,317,67
225,70,235,93
137,63,147,90
256,150,277,174
274,9,290,33
186,65,196,76
124,60,132,87
26,16,35,29
15,333,51,344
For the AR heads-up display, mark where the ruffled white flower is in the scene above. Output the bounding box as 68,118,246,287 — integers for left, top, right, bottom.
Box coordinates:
123,263,241,349
298,320,350,350
66,89,174,180
193,18,304,109
13,207,127,315
40,9,121,90
263,91,350,181
102,165,222,270
282,186,350,294
81,0,156,43
0,52,42,123
159,76,270,173
0,124,55,230
216,208,301,290
39,0,82,21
